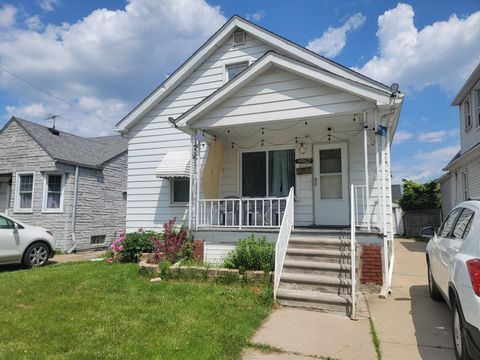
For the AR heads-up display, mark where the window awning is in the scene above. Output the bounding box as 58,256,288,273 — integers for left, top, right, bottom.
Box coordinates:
155,151,191,178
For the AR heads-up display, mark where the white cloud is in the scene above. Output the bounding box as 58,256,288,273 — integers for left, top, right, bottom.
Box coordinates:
392,144,459,183
418,129,458,143
354,3,480,92
0,4,16,28
246,10,265,22
394,130,414,144
25,15,43,31
0,0,226,136
307,13,366,58
36,0,61,12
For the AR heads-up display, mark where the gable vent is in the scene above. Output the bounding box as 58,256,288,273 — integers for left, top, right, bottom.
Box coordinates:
233,30,246,46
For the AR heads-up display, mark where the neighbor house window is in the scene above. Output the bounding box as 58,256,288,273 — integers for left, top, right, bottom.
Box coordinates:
43,173,64,212
462,171,468,201
241,149,295,197
225,62,248,82
90,235,106,245
476,89,480,127
15,173,34,212
171,177,189,204
464,99,471,129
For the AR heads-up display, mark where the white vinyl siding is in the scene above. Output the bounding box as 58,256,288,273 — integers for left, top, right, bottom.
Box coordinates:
460,80,480,153
126,33,275,232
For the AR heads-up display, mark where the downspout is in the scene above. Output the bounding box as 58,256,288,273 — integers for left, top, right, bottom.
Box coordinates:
363,110,370,231
188,138,194,230
67,165,79,254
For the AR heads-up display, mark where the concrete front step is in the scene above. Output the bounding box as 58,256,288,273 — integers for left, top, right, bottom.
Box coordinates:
280,272,352,294
276,288,352,315
283,259,352,277
286,247,350,258
289,236,351,249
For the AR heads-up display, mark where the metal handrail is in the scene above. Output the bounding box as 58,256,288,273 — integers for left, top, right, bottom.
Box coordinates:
273,187,295,300
350,184,357,320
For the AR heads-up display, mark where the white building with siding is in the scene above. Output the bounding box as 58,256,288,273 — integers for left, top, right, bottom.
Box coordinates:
440,63,480,215
115,16,404,310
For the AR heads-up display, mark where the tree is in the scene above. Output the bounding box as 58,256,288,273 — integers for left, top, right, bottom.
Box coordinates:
398,179,441,211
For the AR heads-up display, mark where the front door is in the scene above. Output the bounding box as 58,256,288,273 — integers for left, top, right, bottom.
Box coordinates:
313,143,349,226
0,177,10,213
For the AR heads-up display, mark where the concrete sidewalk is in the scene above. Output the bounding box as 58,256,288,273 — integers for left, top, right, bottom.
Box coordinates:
50,250,103,264
245,306,377,360
367,238,455,359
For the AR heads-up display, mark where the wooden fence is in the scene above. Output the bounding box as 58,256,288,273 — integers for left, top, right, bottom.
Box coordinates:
402,208,443,236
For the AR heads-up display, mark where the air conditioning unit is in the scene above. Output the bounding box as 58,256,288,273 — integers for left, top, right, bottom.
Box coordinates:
233,30,246,46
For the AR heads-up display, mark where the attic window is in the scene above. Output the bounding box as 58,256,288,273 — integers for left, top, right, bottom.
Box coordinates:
226,62,249,82
233,30,246,46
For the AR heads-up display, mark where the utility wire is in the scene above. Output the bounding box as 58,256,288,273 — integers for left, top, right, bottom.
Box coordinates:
0,65,96,118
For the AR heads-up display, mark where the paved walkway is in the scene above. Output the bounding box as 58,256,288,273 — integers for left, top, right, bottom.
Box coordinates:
50,251,103,264
367,238,455,359
245,306,377,360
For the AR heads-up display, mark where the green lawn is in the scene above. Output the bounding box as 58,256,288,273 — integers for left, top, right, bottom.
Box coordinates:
0,262,271,359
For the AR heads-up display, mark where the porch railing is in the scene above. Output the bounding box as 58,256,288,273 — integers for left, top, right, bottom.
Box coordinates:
273,187,295,300
198,196,288,229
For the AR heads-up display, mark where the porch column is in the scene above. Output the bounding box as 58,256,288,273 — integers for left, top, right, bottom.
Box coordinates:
363,110,371,231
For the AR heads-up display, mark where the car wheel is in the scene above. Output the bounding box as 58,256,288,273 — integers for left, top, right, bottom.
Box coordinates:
427,262,443,301
22,243,50,268
452,299,471,360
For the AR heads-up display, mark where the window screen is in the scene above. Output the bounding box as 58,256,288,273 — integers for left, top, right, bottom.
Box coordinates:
319,148,342,199
90,235,106,245
242,152,266,197
172,178,189,203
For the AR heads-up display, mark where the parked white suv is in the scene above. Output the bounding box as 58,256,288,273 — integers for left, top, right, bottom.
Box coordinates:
0,213,56,267
424,200,480,360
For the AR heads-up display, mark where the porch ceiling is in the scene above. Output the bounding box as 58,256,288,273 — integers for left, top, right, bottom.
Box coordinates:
204,114,366,147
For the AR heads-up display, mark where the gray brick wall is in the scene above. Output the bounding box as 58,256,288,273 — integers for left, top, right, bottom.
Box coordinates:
0,120,127,251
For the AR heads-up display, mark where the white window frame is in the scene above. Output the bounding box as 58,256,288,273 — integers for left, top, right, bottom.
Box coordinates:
170,177,190,206
238,145,297,198
464,98,472,131
42,172,65,213
223,60,250,83
14,172,35,213
475,88,480,128
461,170,469,201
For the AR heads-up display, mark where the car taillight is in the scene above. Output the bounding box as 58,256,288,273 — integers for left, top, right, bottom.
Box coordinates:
466,259,480,297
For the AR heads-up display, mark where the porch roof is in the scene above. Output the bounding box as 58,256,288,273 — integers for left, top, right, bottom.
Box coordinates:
174,52,402,129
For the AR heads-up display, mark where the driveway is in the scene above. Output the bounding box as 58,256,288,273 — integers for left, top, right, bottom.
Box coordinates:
367,238,455,359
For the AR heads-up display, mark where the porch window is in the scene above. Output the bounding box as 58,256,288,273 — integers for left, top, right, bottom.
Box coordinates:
242,149,295,197
43,173,64,211
171,177,189,204
15,173,34,212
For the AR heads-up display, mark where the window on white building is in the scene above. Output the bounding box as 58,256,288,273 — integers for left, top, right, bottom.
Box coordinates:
43,173,64,212
225,62,248,82
464,99,471,130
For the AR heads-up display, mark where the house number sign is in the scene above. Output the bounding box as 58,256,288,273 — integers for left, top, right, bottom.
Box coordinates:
295,158,313,164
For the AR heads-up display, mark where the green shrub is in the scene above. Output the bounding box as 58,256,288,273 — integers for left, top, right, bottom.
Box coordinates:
121,230,160,263
223,235,275,272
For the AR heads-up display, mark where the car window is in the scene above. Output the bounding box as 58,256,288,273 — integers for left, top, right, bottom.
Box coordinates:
439,208,462,238
452,209,474,239
0,216,14,229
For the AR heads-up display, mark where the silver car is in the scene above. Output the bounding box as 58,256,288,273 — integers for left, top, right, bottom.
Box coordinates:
0,213,56,267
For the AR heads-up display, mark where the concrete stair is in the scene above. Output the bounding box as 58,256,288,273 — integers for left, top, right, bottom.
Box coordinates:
277,230,354,316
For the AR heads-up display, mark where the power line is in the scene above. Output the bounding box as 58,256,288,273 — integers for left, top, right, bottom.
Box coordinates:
0,65,96,119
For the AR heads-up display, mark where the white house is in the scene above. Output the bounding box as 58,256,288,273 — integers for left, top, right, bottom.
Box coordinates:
115,16,404,316
440,63,480,216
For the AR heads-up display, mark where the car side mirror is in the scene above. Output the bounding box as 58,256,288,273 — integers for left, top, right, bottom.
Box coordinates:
13,223,19,232
419,226,435,239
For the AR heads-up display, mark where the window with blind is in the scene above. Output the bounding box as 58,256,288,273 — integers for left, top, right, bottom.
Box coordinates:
241,149,295,197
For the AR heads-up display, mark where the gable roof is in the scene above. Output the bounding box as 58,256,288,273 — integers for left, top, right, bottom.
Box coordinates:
452,62,480,106
175,51,400,128
2,117,128,169
115,15,394,133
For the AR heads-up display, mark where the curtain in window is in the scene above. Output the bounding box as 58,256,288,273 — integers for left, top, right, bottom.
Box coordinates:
47,175,62,209
269,149,295,197
19,175,33,209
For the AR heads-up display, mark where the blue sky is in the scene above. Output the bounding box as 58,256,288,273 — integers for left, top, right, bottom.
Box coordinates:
0,0,479,183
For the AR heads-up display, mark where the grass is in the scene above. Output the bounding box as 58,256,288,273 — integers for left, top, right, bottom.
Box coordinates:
0,261,272,360
369,318,382,360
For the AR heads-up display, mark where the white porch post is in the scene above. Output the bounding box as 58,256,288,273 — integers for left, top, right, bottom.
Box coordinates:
363,110,371,231
380,122,389,291
195,130,201,231
188,138,194,230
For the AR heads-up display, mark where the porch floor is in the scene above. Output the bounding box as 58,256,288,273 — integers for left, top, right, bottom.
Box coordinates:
196,226,382,236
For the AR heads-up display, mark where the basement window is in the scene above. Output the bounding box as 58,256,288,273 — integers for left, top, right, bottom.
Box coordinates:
90,235,106,245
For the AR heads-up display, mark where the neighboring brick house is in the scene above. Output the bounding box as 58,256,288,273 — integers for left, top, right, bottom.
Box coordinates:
0,117,127,251
440,63,480,215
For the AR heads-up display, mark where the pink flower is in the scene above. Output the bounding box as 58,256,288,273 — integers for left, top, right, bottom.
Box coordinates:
107,257,113,264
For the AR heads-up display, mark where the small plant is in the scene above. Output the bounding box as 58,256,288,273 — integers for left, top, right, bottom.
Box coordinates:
120,229,159,263
153,218,193,264
223,235,275,273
